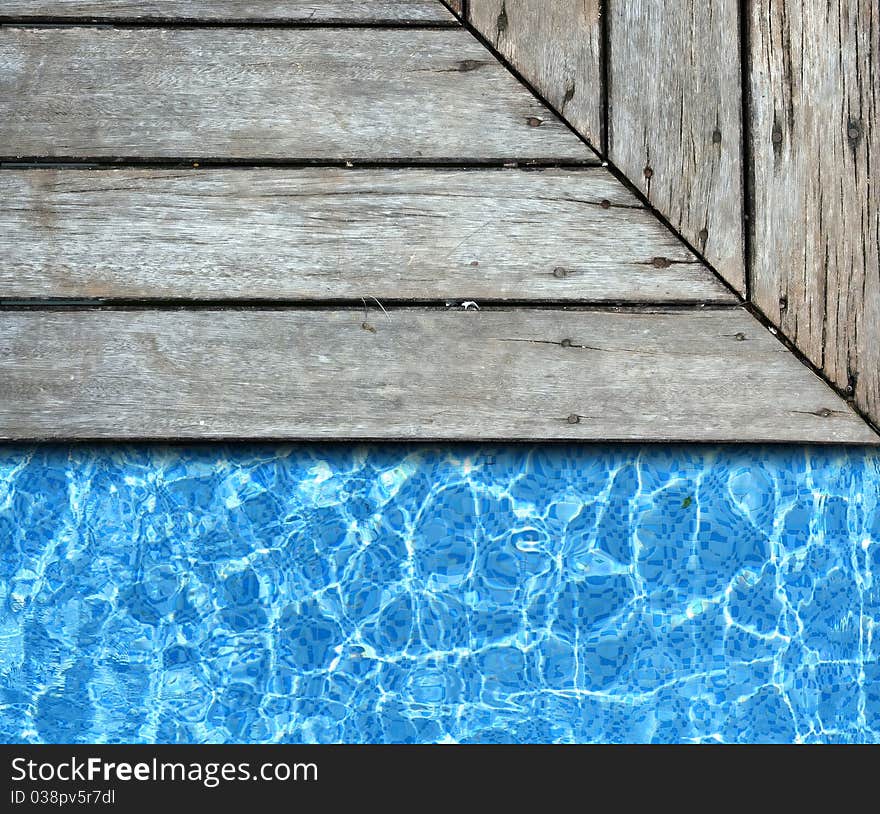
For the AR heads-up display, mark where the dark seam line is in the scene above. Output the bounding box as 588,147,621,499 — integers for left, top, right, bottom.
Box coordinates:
1,437,876,447
0,158,601,170
0,19,461,29
454,3,880,442
739,0,754,303
0,301,740,312
600,0,611,156
439,0,467,22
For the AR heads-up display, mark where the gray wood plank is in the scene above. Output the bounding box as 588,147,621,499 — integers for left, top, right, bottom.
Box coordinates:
750,0,880,429
0,308,873,442
0,168,732,302
0,27,591,162
468,0,603,149
609,0,745,293
1,1,455,22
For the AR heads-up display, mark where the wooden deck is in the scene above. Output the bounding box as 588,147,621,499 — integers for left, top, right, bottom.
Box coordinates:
466,0,879,439
0,1,876,443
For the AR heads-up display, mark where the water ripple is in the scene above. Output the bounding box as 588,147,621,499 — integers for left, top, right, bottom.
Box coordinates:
0,444,878,744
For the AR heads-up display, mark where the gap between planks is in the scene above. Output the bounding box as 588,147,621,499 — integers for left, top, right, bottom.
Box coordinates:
0,21,462,28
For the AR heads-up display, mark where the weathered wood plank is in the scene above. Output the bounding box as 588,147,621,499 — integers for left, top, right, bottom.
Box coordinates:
1,1,455,22
0,168,731,302
0,27,590,162
0,308,873,442
468,0,603,149
609,0,745,293
750,0,880,428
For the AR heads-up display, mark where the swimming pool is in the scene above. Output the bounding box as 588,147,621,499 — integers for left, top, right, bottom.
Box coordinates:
1,444,878,743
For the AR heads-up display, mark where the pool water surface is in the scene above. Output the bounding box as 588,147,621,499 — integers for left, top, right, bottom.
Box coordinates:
1,444,879,744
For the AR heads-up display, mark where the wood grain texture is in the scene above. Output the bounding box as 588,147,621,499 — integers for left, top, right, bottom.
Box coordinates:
0,27,591,162
444,0,463,16
750,0,880,428
0,308,873,442
609,0,745,293
0,168,731,302
468,0,603,149
0,1,456,22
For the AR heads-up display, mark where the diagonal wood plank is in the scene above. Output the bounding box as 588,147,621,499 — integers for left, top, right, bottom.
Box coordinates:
0,168,731,302
0,308,873,442
749,0,880,431
0,1,456,23
468,0,603,150
0,27,591,162
609,0,745,294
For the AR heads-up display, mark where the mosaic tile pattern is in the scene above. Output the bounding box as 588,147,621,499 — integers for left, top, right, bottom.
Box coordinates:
1,445,879,744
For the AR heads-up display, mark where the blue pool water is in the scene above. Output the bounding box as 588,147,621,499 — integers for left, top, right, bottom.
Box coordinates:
1,444,879,744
